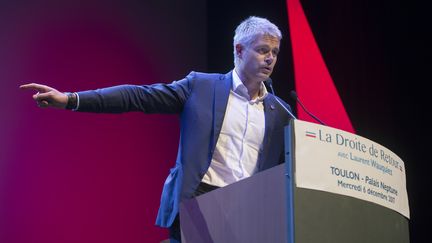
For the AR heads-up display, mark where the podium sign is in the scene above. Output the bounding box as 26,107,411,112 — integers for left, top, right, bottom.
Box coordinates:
180,119,410,242
292,120,409,218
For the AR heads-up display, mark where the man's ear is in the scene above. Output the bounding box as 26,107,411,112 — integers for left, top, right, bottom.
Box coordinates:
235,44,243,58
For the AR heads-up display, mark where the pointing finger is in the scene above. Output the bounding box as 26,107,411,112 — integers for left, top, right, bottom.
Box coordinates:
20,83,52,93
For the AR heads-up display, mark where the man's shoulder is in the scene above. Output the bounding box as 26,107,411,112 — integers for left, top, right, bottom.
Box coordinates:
187,71,231,81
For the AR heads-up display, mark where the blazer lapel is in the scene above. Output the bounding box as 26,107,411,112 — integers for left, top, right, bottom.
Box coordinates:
211,71,232,153
259,95,277,171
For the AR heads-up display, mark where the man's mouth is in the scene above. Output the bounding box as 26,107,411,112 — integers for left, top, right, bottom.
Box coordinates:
261,67,272,73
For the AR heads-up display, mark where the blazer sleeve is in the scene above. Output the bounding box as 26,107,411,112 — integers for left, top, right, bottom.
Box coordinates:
76,72,195,114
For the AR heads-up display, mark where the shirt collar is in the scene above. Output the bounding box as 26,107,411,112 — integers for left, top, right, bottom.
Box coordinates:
232,69,268,102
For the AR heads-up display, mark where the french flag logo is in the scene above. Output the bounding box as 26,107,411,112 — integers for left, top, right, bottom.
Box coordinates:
305,131,316,138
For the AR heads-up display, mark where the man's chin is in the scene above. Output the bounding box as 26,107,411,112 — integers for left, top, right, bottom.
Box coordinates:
258,73,271,81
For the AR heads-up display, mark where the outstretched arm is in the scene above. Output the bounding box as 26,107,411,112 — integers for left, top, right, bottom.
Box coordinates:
19,83,70,109
20,71,195,113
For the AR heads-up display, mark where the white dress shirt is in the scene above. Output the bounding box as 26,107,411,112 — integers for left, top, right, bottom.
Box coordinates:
201,69,267,187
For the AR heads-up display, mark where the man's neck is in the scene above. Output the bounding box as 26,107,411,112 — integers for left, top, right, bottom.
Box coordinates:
244,81,261,100
235,69,262,100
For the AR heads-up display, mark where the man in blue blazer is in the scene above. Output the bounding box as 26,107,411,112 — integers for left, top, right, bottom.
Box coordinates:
21,16,293,242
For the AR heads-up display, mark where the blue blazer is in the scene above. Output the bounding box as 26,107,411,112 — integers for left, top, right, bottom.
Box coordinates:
77,71,292,227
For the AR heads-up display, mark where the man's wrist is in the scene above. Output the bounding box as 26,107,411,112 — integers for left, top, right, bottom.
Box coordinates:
65,92,78,110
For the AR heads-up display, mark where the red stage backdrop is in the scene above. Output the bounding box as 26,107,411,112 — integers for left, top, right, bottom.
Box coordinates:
0,1,206,242
286,0,355,133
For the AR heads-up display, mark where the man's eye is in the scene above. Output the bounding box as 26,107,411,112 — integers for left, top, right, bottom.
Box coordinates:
258,48,269,54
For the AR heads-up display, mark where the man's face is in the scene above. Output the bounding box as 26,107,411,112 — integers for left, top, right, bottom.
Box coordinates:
236,34,280,83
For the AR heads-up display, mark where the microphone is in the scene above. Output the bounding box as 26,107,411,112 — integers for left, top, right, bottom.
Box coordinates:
265,77,276,96
289,90,327,126
265,78,297,120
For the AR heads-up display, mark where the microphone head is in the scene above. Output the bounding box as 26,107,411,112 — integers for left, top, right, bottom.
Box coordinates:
289,90,298,100
265,78,273,86
265,78,275,95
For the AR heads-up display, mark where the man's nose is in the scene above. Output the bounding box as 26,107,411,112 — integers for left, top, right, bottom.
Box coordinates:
265,54,274,65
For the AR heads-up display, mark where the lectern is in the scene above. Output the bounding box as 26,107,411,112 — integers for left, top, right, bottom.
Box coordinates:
180,120,410,242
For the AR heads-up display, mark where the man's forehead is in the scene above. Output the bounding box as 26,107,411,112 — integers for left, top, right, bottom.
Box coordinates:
253,34,280,47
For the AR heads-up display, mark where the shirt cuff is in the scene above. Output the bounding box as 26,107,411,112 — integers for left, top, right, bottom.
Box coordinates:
73,92,80,111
